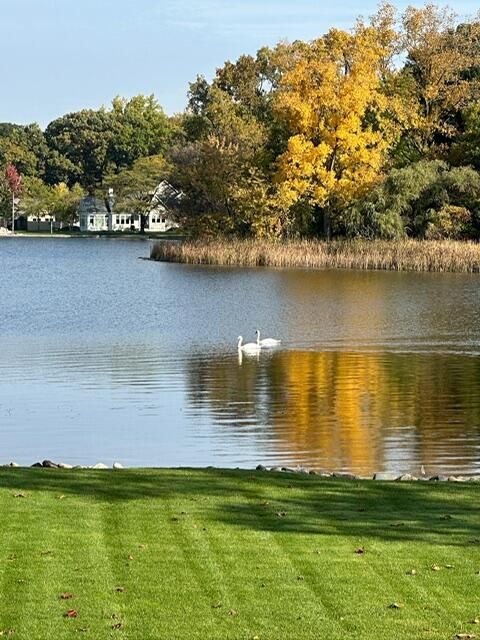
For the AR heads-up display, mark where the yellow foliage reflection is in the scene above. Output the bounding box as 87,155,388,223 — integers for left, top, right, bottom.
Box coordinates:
186,350,480,475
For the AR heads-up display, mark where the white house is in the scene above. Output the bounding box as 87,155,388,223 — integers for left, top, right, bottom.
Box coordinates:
144,181,181,232
78,194,110,232
78,182,180,233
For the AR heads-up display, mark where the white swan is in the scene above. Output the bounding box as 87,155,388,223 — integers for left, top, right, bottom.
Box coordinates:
237,336,261,353
255,330,281,348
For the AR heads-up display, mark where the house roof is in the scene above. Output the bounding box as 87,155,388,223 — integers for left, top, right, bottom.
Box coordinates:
78,195,109,215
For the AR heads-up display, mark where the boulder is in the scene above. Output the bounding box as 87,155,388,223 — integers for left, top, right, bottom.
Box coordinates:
113,462,124,470
58,462,73,469
256,464,267,471
333,472,357,480
31,462,42,467
92,463,109,470
374,472,398,481
42,460,58,468
397,474,417,481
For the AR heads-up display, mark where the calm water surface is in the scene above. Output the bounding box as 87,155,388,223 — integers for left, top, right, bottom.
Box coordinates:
1,237,480,474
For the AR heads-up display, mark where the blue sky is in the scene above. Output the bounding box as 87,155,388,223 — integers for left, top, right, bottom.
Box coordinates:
2,0,478,127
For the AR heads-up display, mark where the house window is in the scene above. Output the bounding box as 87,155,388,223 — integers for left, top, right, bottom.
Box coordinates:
89,216,94,226
161,218,166,223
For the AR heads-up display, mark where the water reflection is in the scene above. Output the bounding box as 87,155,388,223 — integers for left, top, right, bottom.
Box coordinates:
186,349,480,475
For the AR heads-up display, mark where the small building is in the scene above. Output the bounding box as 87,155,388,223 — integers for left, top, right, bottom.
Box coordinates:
78,195,110,232
26,212,56,232
16,212,73,232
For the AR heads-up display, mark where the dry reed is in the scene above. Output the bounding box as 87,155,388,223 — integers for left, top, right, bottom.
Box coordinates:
150,238,480,273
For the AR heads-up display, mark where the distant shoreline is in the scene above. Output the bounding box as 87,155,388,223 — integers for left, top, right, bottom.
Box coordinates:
0,232,184,240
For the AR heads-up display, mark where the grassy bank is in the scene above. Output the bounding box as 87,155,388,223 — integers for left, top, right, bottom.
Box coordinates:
0,468,479,639
151,238,480,273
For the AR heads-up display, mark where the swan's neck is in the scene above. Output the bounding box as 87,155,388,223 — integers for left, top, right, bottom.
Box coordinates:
256,331,260,345
237,337,243,348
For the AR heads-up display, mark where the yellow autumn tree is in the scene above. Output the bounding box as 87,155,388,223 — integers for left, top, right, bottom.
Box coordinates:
274,24,399,236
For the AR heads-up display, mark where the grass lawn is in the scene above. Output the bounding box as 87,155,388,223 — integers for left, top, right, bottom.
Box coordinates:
0,468,479,639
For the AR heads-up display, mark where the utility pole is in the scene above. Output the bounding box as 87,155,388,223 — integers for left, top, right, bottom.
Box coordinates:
11,192,14,235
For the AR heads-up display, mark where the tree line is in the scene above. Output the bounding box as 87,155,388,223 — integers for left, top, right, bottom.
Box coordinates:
2,3,480,239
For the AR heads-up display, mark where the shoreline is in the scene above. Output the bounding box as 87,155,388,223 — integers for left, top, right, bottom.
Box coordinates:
0,232,184,240
4,460,479,482
151,238,480,273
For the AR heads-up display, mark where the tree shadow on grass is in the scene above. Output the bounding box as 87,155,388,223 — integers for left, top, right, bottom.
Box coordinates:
0,467,478,546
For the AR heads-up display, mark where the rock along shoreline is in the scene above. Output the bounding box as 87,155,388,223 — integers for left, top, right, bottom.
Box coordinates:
2,460,479,483
255,465,480,483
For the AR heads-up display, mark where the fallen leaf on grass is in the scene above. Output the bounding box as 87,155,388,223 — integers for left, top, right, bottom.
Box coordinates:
470,619,480,625
431,564,441,571
276,511,287,517
57,495,66,500
455,634,476,639
13,493,25,499
138,544,148,550
115,586,126,593
211,602,222,609
0,630,14,636
64,610,78,618
441,514,453,520
127,555,134,561
445,564,454,569
77,626,90,633
407,569,417,576
111,623,123,630
41,550,54,556
355,547,366,554
297,575,304,581
227,609,238,617
7,555,16,561
389,522,405,528
60,592,73,600
388,603,404,609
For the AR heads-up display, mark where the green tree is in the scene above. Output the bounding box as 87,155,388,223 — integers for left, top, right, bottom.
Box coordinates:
341,160,480,238
109,95,171,170
0,123,48,177
45,108,114,187
105,155,169,233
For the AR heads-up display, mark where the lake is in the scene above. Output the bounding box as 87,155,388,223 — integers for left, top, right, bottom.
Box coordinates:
1,237,480,475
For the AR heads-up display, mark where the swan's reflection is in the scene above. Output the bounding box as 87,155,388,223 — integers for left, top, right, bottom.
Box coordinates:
237,349,261,365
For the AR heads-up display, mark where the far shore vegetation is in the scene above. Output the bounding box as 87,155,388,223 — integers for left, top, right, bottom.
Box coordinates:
151,238,480,273
0,467,479,640
2,4,480,245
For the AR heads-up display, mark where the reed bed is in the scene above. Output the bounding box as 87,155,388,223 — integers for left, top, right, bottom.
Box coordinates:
151,238,480,273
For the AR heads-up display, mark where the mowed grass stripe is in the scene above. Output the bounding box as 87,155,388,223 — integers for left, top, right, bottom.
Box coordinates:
0,468,479,639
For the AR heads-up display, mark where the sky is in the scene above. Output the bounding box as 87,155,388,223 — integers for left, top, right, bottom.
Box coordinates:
1,0,479,127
